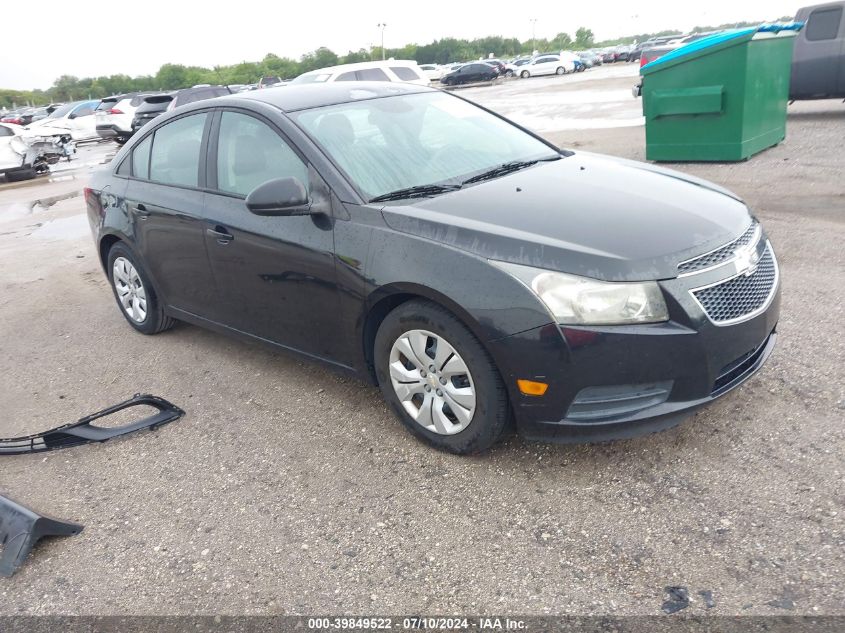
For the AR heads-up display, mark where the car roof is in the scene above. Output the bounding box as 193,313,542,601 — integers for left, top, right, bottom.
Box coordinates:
228,81,436,112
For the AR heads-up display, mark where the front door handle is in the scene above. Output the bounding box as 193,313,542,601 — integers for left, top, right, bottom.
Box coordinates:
207,226,234,245
135,203,150,219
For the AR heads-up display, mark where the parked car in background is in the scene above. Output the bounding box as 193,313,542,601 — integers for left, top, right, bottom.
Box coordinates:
165,85,232,112
131,94,175,132
258,76,283,89
0,122,66,181
27,100,99,142
418,64,444,81
615,45,633,62
639,43,678,68
1,123,42,181
791,1,845,99
581,52,602,65
518,54,576,78
96,93,153,145
9,107,49,126
440,62,499,85
481,59,508,75
292,60,429,86
1,110,26,125
86,82,780,454
577,53,596,68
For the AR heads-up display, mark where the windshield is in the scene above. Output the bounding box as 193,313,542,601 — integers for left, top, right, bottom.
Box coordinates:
292,91,559,200
47,102,78,119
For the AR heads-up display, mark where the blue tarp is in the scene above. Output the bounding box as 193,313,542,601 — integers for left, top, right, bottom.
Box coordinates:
641,22,805,71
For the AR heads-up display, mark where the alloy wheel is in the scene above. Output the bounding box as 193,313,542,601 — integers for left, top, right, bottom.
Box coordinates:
112,257,147,323
388,329,476,435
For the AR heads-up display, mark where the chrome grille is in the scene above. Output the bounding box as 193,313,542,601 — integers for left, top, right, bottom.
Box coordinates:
691,244,777,325
678,222,760,275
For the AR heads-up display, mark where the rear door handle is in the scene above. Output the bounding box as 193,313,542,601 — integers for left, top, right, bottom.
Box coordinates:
207,226,234,244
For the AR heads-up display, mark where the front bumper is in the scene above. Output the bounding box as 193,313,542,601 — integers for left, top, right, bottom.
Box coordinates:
487,238,781,443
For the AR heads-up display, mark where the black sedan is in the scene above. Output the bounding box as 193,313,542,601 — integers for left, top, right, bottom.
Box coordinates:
440,63,498,86
85,83,780,454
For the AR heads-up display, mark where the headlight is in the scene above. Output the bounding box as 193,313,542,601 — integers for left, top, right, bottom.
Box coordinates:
491,261,669,325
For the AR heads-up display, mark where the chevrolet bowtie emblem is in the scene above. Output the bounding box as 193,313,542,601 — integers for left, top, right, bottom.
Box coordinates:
734,246,761,276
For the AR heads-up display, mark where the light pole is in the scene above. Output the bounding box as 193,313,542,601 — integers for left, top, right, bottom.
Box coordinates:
530,18,537,54
377,23,387,61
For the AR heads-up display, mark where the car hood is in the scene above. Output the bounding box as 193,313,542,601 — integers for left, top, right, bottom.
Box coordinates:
22,122,69,136
379,152,753,281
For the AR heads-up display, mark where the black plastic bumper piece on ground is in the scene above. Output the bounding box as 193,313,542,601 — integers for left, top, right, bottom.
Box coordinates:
0,394,185,455
0,495,83,577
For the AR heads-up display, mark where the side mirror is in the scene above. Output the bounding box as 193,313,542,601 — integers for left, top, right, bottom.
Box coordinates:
245,177,311,216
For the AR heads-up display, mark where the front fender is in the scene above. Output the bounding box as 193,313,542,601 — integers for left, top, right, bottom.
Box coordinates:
363,226,555,342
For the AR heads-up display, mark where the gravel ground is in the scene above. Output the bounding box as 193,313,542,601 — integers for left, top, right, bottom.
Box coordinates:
0,67,843,616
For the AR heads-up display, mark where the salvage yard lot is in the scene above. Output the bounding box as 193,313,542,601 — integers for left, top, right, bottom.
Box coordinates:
0,65,843,615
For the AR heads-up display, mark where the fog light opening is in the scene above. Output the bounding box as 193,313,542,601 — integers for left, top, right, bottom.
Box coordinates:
517,379,548,396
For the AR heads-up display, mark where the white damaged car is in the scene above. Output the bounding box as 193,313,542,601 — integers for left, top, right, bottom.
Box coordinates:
0,122,69,182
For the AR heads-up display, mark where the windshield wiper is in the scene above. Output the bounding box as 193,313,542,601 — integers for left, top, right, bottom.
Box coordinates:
369,183,462,203
462,155,562,186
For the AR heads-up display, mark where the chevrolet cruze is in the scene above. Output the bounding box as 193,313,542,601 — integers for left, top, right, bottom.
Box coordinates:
85,82,780,454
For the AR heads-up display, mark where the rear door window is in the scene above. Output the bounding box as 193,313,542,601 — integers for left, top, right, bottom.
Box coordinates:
357,68,390,81
390,66,420,81
215,111,308,197
806,7,842,41
149,113,208,187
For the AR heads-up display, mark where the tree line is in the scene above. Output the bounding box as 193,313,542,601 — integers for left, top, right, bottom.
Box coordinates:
1,18,789,108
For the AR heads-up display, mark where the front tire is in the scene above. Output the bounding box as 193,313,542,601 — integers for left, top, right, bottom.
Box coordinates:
107,242,175,335
374,300,510,454
4,168,36,182
556,66,565,75
520,70,530,79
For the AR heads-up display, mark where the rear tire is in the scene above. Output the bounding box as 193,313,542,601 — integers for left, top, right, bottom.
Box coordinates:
115,136,128,146
107,242,176,335
374,300,510,454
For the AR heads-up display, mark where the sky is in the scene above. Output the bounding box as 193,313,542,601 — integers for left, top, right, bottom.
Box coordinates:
0,0,800,90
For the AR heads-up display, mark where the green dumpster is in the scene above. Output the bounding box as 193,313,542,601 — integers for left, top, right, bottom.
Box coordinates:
640,25,802,161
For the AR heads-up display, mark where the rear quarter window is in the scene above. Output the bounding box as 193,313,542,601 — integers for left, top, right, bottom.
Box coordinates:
131,134,152,179
116,156,131,176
